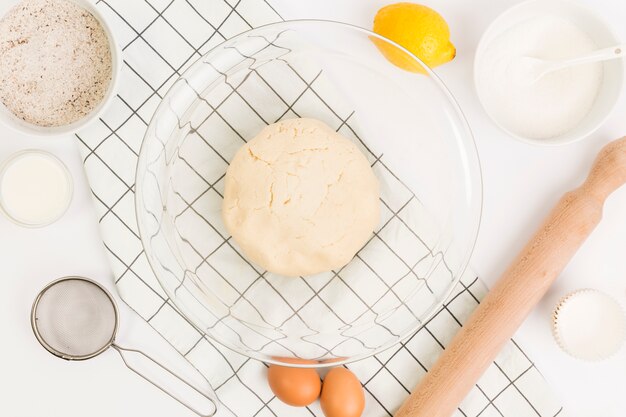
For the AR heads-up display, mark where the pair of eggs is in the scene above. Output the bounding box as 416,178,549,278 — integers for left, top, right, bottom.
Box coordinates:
267,360,365,417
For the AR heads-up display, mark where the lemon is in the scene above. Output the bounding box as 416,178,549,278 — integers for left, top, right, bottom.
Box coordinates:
373,2,456,73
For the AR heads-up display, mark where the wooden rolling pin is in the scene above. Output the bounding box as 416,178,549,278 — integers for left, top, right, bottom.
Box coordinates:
395,137,626,417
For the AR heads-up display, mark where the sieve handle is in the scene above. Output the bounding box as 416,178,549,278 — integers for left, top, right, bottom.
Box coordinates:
394,137,626,417
112,344,218,417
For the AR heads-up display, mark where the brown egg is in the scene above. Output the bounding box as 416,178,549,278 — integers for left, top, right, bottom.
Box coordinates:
267,358,321,407
320,367,365,417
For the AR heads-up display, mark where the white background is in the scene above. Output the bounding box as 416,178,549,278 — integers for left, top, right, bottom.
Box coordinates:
2,0,626,416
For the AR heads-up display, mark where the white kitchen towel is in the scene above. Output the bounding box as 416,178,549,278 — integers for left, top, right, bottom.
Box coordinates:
76,0,563,416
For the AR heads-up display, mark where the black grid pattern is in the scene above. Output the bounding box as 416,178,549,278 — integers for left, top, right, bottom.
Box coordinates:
75,1,563,416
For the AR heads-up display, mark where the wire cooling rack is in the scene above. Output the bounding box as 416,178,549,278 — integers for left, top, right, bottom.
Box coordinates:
76,0,564,416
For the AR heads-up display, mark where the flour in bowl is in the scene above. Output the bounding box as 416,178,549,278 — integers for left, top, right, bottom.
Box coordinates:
476,15,603,139
0,0,112,127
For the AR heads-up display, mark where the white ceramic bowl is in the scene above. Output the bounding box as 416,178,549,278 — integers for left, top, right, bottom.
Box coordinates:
0,0,121,137
474,0,624,146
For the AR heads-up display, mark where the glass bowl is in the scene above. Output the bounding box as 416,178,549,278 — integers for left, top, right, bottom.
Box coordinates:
136,20,482,367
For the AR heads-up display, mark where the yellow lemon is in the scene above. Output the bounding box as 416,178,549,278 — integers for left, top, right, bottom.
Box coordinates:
373,3,456,73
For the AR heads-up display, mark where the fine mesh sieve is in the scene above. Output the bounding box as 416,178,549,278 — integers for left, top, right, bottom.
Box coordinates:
32,277,117,359
31,277,218,416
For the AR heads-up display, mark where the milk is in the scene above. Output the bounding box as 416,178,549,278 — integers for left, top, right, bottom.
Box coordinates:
0,151,72,227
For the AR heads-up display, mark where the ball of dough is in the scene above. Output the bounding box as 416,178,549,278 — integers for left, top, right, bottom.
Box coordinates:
222,118,380,277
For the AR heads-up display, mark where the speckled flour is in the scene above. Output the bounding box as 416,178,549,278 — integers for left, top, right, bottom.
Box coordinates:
0,0,112,127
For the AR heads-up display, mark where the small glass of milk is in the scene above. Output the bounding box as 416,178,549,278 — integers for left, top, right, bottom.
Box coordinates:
0,150,73,227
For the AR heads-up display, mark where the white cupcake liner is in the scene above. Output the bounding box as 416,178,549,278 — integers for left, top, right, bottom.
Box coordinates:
552,289,626,361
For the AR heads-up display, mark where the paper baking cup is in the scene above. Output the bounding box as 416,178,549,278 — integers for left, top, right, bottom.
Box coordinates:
552,289,626,361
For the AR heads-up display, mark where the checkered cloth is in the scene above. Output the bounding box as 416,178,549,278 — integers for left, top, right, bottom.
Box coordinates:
76,0,564,416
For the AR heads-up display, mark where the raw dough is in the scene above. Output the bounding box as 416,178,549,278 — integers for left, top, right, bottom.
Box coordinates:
222,118,380,277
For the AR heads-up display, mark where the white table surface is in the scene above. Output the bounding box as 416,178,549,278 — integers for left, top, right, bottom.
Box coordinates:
2,0,626,416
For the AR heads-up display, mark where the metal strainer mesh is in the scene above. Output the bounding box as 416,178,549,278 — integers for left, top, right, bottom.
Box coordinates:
31,277,118,360
31,277,217,416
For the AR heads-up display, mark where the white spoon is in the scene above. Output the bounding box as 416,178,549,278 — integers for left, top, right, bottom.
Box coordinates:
513,43,625,84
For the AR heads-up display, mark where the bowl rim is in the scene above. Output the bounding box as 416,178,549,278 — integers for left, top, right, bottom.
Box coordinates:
473,0,625,146
0,0,122,138
135,18,483,368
